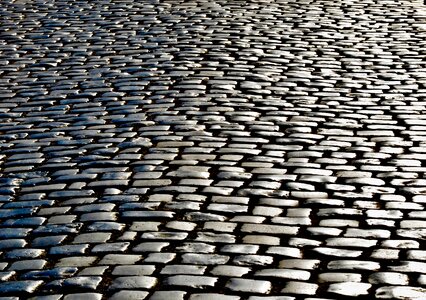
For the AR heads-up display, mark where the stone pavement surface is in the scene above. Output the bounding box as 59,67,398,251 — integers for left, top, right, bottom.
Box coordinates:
0,0,426,298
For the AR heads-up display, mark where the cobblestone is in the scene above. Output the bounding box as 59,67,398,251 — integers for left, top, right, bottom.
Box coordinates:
110,291,149,300
1,0,426,298
226,278,272,294
109,276,157,290
0,281,43,294
328,282,372,297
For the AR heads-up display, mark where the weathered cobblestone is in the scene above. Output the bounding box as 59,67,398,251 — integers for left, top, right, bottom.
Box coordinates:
1,0,426,298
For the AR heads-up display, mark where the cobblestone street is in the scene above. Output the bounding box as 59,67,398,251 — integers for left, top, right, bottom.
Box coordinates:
1,0,426,299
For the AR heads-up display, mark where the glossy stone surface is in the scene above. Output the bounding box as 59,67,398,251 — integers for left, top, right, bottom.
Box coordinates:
0,0,425,298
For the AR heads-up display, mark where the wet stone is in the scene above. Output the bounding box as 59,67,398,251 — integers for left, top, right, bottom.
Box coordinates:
22,267,78,280
221,244,259,254
0,281,43,294
226,278,272,294
55,257,98,268
1,0,426,299
255,269,311,280
72,233,111,244
182,254,229,265
328,282,372,297
78,267,108,276
86,222,125,232
368,272,409,285
112,265,155,276
110,291,149,300
247,297,294,300
9,260,46,271
375,286,426,299
318,273,362,283
164,275,217,288
210,265,251,277
5,249,44,259
99,254,142,265
109,276,157,290
148,291,188,300
144,253,176,264
0,271,15,281
32,236,67,247
281,281,318,295
46,276,102,291
160,265,206,275
49,244,89,256
388,261,426,273
327,260,381,271
63,294,102,300
91,242,129,253
28,295,62,300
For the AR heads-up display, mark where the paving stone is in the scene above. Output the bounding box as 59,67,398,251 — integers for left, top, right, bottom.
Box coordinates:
46,276,102,290
381,240,420,249
313,247,363,258
22,267,78,280
407,250,426,261
9,260,46,271
371,249,401,260
99,254,142,265
160,265,206,275
110,291,149,300
164,275,217,288
241,224,299,235
56,257,97,268
78,267,108,276
279,259,320,270
326,237,378,248
264,247,301,258
141,232,187,240
112,265,156,276
63,294,102,300
248,297,294,300
233,255,274,266
255,269,311,280
327,282,372,297
388,261,426,273
210,265,251,277
1,0,426,299
369,272,409,285
182,254,229,265
50,244,89,256
327,260,381,271
91,242,129,253
281,281,318,295
318,273,362,283
204,222,237,233
0,271,15,281
375,286,426,299
149,291,186,300
189,294,240,300
32,236,67,247
0,281,43,294
221,244,259,254
226,278,272,294
144,253,176,264
109,276,157,290
243,235,281,246
417,275,426,285
28,296,62,300
5,249,45,259
72,233,111,244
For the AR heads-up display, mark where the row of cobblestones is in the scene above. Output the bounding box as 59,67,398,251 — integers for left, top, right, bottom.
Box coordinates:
0,0,426,299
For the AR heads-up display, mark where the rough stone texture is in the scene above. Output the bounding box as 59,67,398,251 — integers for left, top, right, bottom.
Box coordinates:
0,0,426,299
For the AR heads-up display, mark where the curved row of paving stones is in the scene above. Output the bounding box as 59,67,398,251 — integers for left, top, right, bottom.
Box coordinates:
1,0,426,299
